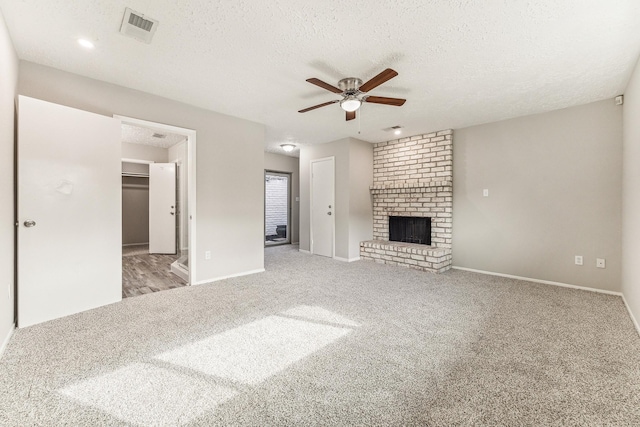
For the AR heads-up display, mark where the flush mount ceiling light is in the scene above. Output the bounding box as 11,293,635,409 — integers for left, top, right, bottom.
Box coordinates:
280,144,296,152
77,38,95,49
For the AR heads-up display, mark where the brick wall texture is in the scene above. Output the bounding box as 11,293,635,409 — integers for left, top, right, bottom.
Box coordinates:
265,175,288,237
361,129,453,273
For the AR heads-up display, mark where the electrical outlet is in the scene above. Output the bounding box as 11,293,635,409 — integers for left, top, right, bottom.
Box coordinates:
483,189,489,197
596,258,606,269
575,255,583,266
205,251,211,260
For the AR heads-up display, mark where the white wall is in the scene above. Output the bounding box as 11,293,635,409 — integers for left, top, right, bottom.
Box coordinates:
122,142,169,163
0,8,18,354
622,55,640,331
264,152,300,244
300,137,373,260
19,61,265,283
454,99,623,292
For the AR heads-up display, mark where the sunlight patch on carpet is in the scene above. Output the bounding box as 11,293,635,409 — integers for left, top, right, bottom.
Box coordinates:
155,315,352,385
58,363,236,426
281,305,360,327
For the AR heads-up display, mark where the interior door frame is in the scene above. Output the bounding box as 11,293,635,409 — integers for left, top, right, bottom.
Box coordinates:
264,170,292,247
309,157,335,258
115,115,197,286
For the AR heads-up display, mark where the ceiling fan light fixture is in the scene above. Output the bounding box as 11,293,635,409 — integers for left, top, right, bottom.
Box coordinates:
280,143,296,152
340,96,361,112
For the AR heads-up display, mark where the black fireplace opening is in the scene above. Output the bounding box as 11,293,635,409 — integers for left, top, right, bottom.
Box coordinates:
389,216,431,245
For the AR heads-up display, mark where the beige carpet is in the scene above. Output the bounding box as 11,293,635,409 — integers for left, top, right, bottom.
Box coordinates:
1,244,639,426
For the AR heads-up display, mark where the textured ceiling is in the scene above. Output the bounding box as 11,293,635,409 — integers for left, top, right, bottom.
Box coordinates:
121,124,186,148
2,1,639,157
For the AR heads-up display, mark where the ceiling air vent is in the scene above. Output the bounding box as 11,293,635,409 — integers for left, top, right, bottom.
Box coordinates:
119,7,158,44
152,133,166,139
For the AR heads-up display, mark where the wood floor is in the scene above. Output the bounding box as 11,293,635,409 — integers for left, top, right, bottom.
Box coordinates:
122,245,187,298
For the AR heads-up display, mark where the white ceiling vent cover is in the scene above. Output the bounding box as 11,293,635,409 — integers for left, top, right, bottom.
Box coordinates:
119,8,158,44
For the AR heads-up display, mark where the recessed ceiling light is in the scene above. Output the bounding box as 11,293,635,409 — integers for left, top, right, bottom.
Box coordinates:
280,144,296,152
77,39,95,49
394,129,402,135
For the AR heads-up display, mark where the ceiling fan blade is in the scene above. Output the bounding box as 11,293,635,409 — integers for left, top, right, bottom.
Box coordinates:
346,111,356,121
364,96,406,106
359,68,398,93
306,78,343,94
298,100,339,113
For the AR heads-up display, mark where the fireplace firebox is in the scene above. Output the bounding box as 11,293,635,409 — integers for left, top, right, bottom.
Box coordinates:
389,216,431,245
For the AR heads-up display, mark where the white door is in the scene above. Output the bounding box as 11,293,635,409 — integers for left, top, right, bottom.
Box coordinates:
311,158,334,257
149,163,177,254
18,96,122,328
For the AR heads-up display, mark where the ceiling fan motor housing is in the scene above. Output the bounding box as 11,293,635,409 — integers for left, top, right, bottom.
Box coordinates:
338,78,363,94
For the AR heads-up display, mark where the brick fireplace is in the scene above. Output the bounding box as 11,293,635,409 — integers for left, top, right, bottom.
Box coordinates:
360,130,453,273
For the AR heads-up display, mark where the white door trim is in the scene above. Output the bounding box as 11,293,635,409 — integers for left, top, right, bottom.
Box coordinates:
114,115,197,286
309,156,335,258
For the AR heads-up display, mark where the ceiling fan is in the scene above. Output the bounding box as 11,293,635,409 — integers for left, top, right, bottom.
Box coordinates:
298,68,406,121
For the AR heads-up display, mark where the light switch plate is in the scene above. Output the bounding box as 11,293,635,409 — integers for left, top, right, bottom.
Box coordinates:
483,189,489,197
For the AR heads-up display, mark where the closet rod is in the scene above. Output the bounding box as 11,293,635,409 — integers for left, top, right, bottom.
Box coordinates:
122,172,150,178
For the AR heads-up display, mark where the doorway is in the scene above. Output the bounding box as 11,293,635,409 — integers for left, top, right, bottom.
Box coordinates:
265,171,291,246
118,117,197,297
310,157,334,258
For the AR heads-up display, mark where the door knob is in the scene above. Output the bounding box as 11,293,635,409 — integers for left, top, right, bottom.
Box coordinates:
327,212,332,215
24,220,36,227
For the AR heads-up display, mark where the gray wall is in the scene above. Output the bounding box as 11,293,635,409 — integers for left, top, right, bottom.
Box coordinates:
622,55,640,329
264,152,300,244
453,99,623,292
348,139,374,259
300,137,373,260
19,61,265,283
0,9,17,352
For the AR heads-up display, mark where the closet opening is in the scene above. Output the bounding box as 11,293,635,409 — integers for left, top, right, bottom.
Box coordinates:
119,118,196,298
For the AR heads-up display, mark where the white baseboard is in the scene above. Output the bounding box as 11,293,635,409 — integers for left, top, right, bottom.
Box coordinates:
451,266,622,296
0,324,15,360
193,268,265,286
622,294,640,336
334,256,361,263
299,249,311,254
